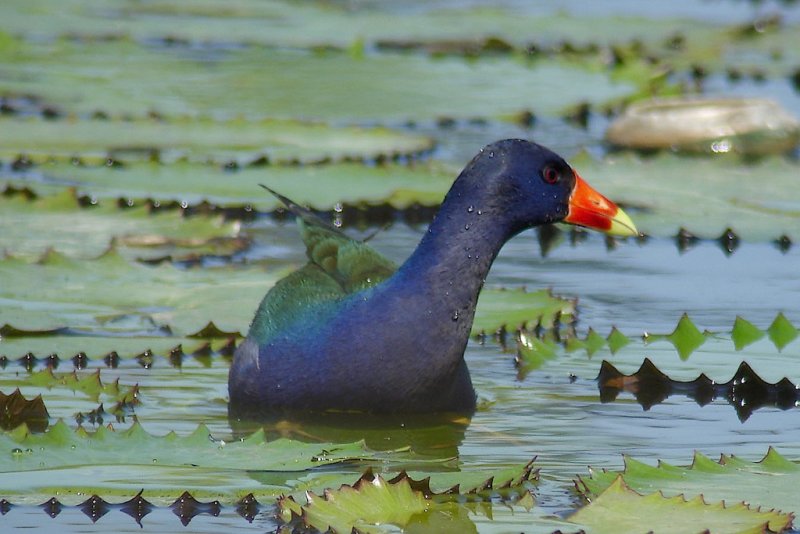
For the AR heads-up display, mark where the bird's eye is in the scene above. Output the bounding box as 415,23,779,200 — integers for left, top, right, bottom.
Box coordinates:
541,166,560,184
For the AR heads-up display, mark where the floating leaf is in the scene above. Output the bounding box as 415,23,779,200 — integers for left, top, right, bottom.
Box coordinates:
732,316,766,351
278,468,526,534
280,475,436,533
0,39,634,120
568,475,792,534
577,448,800,528
473,288,574,333
0,421,413,503
768,313,799,351
0,250,281,335
0,116,433,165
0,188,240,260
572,152,800,242
2,160,454,212
0,250,575,338
515,333,559,374
645,313,707,360
606,327,630,354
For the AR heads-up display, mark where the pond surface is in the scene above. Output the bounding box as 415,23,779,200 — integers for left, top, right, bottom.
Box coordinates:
3,222,799,531
1,0,800,532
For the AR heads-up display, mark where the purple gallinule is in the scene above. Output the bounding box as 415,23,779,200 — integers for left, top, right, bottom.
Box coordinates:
229,139,636,416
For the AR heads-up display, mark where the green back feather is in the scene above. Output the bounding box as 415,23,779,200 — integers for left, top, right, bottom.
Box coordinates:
248,187,397,343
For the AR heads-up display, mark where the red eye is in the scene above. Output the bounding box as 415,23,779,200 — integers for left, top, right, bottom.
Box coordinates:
542,166,560,184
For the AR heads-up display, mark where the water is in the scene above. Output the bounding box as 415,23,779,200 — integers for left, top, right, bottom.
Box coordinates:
5,220,797,529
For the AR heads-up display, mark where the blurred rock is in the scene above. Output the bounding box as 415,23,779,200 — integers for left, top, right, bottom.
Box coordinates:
606,97,799,156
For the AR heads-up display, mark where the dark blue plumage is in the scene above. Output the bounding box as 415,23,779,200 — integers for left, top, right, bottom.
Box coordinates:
229,139,636,416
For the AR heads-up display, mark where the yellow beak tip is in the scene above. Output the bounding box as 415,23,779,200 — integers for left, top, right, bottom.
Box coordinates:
607,207,639,237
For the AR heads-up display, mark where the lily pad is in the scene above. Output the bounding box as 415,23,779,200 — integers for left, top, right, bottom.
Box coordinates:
3,160,455,211
278,462,536,534
0,0,718,51
0,39,634,120
571,151,800,241
0,248,576,338
577,448,800,527
278,475,465,534
0,188,241,260
0,116,434,165
568,475,792,534
0,249,280,335
0,420,403,504
563,313,800,383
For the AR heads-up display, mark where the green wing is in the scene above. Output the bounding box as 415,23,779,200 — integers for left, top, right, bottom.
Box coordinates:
248,187,397,343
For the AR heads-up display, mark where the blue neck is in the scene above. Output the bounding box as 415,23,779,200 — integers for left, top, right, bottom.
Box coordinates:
392,186,517,332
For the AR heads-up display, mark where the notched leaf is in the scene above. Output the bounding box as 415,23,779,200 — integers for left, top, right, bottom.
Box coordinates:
0,389,49,432
187,321,242,339
569,476,793,534
597,358,799,421
170,491,221,526
577,448,800,532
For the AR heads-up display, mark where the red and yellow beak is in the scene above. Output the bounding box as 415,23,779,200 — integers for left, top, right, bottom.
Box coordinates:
565,173,638,237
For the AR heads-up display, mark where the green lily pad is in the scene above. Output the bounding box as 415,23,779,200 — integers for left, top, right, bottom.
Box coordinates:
571,152,800,241
279,475,466,534
2,160,455,211
0,0,713,51
568,475,792,534
732,316,766,350
0,420,402,504
0,188,241,260
0,39,634,120
576,448,799,529
0,245,576,338
278,462,536,534
0,116,434,165
644,313,708,360
0,249,280,335
473,288,574,333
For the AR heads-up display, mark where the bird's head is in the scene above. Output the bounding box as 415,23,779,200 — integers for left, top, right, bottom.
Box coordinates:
461,139,638,237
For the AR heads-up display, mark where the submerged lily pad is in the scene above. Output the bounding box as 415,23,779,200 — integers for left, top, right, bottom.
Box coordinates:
0,336,234,362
